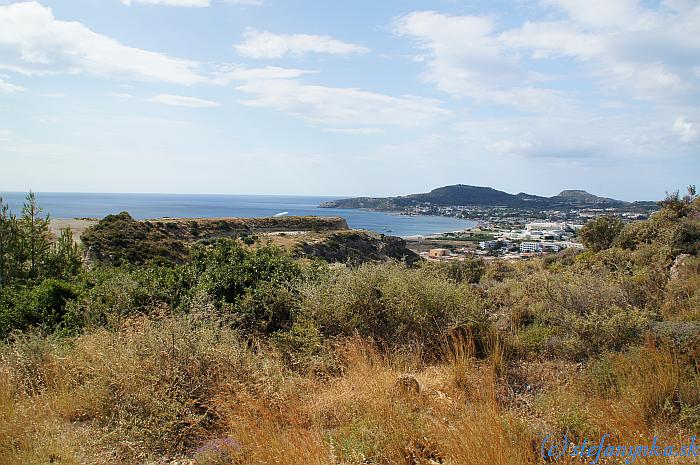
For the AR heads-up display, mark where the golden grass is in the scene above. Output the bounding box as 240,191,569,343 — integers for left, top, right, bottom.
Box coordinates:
0,318,697,465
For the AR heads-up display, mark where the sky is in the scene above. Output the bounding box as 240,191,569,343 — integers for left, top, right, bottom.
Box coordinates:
0,0,698,200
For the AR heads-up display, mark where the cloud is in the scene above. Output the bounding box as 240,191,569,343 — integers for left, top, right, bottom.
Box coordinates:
105,92,134,99
212,65,314,84
234,30,369,59
221,0,262,4
322,128,385,135
396,3,700,107
149,94,220,107
672,117,698,143
500,21,603,59
120,0,262,6
236,79,449,127
393,11,517,95
487,140,533,155
0,77,24,93
392,11,573,112
0,1,206,84
540,0,658,31
120,0,210,6
499,1,700,100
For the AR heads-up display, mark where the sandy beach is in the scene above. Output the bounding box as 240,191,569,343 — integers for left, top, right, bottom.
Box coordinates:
50,218,98,242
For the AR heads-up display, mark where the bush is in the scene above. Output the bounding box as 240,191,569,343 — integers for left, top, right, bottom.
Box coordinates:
670,220,700,256
578,215,623,252
424,257,486,284
0,279,82,337
81,212,187,265
64,265,194,330
514,324,555,357
191,239,305,334
301,263,485,352
586,347,700,430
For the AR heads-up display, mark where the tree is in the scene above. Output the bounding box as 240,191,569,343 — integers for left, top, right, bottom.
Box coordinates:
658,185,697,218
19,192,52,279
46,228,82,279
0,197,21,287
578,215,623,252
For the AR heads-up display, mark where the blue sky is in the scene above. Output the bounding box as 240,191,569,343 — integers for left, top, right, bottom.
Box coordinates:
0,0,698,200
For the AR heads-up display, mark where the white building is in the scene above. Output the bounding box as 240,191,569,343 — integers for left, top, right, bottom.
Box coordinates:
520,242,542,253
526,222,565,232
558,241,585,250
479,240,498,250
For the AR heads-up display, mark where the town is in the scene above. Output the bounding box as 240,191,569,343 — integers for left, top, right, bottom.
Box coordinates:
406,201,657,261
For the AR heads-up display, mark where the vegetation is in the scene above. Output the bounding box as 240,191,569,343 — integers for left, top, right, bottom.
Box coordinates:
296,231,419,267
321,184,634,209
0,188,699,464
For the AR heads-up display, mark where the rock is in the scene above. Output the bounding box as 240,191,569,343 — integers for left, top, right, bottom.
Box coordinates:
670,253,691,280
394,374,420,395
296,231,419,267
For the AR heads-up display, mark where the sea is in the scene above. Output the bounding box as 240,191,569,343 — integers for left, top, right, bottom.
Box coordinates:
0,192,476,237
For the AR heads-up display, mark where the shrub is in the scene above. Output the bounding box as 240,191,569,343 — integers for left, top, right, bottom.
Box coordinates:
191,239,304,334
587,347,700,430
514,324,555,357
301,263,485,352
2,314,287,462
64,265,193,330
424,257,486,284
578,215,624,252
0,279,82,337
82,212,187,265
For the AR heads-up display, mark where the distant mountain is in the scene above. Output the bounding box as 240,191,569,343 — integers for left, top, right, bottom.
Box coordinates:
319,184,631,210
553,189,620,204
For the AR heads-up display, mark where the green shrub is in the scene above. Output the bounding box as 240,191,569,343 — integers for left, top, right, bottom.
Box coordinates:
0,279,82,337
424,257,486,284
191,239,305,334
301,263,485,351
578,215,623,252
514,324,555,356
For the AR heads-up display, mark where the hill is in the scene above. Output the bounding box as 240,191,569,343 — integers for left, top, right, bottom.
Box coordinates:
81,213,349,265
319,184,630,210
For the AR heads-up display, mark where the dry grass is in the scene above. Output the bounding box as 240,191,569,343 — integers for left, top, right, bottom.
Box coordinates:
0,318,698,465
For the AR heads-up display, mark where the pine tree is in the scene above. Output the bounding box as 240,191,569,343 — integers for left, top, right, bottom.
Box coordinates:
19,191,52,280
0,197,19,287
46,228,82,278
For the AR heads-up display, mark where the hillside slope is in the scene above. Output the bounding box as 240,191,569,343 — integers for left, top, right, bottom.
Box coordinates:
320,184,631,210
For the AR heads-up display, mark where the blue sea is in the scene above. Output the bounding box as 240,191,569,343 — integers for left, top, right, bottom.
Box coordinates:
0,192,475,237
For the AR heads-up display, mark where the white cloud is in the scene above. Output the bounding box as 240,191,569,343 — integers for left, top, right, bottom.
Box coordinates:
120,0,262,6
672,117,698,143
0,1,206,84
236,79,449,127
120,0,210,6
222,0,262,4
487,140,533,155
393,11,516,95
392,11,573,112
500,21,603,59
322,128,385,135
541,0,658,31
234,30,369,59
149,94,220,107
500,1,700,100
395,3,700,106
105,92,134,99
212,65,314,84
0,77,24,93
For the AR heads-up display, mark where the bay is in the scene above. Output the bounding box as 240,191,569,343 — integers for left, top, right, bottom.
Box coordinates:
0,192,476,237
